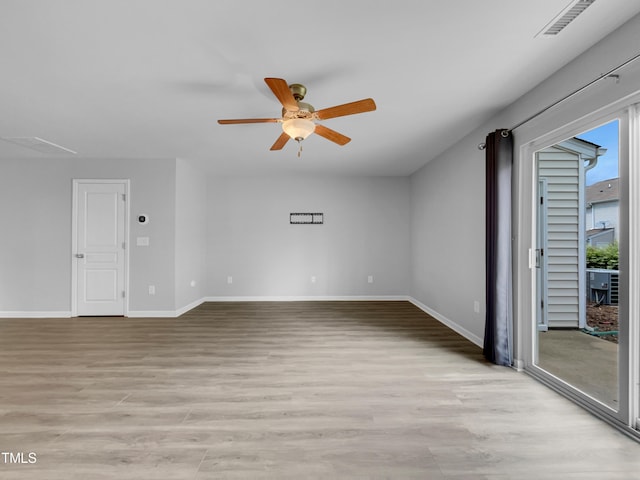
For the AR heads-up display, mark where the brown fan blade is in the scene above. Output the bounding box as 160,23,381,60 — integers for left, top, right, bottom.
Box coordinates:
218,118,280,124
315,98,376,120
270,132,290,151
264,78,299,112
314,124,351,146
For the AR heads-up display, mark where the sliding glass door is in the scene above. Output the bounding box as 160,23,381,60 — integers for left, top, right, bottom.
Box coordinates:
527,106,639,433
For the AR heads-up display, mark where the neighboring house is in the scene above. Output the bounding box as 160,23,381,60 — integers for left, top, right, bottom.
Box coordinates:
536,137,605,330
585,177,619,245
586,227,615,247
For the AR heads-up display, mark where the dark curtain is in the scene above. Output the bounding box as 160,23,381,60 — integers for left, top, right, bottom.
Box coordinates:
484,129,513,366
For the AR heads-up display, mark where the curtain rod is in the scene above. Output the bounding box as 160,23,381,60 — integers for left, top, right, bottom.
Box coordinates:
509,51,640,132
478,51,640,150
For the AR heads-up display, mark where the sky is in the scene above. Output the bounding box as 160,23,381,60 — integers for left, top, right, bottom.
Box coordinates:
576,119,619,185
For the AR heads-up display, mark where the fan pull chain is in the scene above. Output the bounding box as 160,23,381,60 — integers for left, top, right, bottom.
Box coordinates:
297,141,303,158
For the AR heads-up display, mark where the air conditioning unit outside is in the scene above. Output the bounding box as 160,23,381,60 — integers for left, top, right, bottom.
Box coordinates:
587,268,619,305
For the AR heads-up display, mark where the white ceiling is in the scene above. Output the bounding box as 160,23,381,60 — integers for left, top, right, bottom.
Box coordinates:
2,1,640,176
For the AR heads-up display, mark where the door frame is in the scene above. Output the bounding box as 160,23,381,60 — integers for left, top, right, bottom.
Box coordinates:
628,104,640,430
71,179,130,317
517,104,637,435
535,177,549,333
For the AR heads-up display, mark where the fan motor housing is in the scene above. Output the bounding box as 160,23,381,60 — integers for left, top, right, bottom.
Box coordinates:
288,83,307,101
282,101,315,119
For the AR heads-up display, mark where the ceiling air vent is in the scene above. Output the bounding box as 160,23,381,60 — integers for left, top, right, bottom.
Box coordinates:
537,0,597,37
0,137,77,154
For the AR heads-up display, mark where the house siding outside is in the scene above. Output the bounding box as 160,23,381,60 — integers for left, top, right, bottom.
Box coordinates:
537,147,583,329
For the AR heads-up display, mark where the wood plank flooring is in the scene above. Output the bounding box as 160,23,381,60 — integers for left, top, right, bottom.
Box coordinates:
1,301,640,479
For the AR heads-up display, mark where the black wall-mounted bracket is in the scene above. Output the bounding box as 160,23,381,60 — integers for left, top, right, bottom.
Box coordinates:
290,213,323,224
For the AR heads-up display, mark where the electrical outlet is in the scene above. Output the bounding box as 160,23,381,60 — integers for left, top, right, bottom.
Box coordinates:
311,276,316,283
227,276,233,284
474,300,480,313
148,285,156,295
367,275,374,284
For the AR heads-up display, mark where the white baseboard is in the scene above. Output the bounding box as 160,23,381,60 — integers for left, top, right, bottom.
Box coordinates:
174,297,207,316
0,311,72,318
127,297,207,318
204,295,410,302
126,310,178,318
0,297,405,319
513,358,525,372
407,297,483,347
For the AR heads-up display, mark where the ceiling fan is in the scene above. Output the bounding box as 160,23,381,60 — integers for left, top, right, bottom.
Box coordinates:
218,77,376,154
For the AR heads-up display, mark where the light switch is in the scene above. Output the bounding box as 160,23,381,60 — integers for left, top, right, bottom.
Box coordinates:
136,236,150,246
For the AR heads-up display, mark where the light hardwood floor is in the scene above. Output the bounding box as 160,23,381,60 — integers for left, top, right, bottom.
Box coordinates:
1,301,640,479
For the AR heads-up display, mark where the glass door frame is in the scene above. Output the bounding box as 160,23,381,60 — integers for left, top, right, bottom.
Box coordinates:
629,104,640,431
517,102,639,437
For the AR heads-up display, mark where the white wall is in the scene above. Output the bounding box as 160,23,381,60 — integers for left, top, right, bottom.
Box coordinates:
1,160,410,314
0,157,177,314
175,158,208,311
410,129,486,344
410,13,640,347
4,13,640,327
207,175,411,298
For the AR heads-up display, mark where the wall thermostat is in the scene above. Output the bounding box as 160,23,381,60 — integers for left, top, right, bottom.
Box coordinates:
138,214,149,224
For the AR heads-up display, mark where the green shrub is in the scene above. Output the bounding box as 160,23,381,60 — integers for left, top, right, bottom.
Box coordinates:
586,241,619,270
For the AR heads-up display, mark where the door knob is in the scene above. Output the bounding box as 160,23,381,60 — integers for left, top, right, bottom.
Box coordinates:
75,253,84,258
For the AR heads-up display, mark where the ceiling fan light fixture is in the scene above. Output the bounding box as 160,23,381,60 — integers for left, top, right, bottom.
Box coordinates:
282,118,315,141
218,78,376,152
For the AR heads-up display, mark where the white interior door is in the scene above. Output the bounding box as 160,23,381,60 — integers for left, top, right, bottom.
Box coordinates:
73,180,127,316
